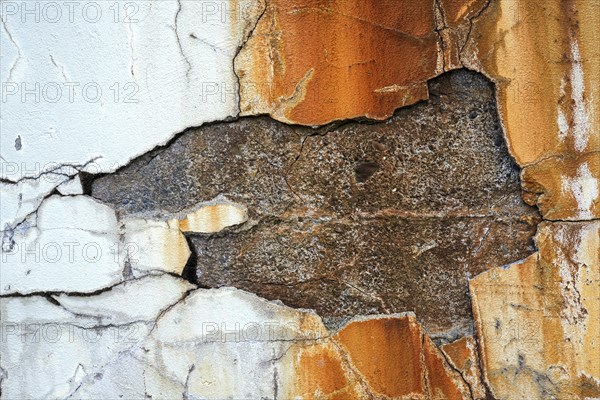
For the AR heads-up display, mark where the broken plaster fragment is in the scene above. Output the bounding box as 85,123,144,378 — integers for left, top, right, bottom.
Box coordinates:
235,0,489,125
56,174,84,196
122,218,191,277
1,195,192,295
177,198,248,234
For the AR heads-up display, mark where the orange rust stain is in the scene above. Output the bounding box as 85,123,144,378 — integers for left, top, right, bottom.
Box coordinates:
295,346,351,398
464,0,600,166
333,316,424,397
238,0,442,125
440,336,487,399
331,316,471,398
423,337,469,400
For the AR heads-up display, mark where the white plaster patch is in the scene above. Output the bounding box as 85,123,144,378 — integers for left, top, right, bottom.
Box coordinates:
122,218,190,277
0,0,263,182
0,195,124,295
561,163,599,220
557,109,569,142
557,78,569,143
569,39,592,152
0,282,328,399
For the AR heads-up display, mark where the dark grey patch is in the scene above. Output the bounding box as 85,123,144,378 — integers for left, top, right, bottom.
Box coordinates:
354,161,380,182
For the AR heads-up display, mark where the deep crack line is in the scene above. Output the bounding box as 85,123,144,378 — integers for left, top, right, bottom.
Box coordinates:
1,17,22,83
174,0,192,82
232,0,268,116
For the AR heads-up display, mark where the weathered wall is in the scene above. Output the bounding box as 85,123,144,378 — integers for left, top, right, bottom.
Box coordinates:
1,0,598,399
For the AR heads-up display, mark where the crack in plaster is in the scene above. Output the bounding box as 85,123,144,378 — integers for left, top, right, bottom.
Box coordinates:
1,17,22,83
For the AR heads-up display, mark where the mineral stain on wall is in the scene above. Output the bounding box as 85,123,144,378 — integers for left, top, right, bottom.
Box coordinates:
92,69,540,337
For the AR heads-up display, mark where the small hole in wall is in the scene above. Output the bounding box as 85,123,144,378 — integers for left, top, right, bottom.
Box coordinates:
354,161,380,182
181,235,200,285
79,172,96,195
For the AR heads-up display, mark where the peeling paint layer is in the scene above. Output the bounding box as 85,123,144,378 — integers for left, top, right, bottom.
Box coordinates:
235,0,487,124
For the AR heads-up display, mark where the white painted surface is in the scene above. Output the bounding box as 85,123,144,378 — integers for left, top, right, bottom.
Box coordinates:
1,195,194,294
1,0,261,182
0,283,327,399
1,195,124,294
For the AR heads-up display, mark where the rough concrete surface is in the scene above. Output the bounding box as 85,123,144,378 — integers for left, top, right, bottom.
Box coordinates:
93,70,540,336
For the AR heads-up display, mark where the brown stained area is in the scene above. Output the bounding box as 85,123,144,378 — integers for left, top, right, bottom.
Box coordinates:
237,0,443,124
469,221,600,399
286,343,364,400
335,317,424,397
441,336,486,399
238,0,599,220
92,70,540,336
332,315,470,399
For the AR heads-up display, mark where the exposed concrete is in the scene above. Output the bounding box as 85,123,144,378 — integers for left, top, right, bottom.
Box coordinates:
92,70,540,336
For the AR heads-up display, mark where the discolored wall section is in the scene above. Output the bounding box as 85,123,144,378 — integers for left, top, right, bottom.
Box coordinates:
92,70,540,336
